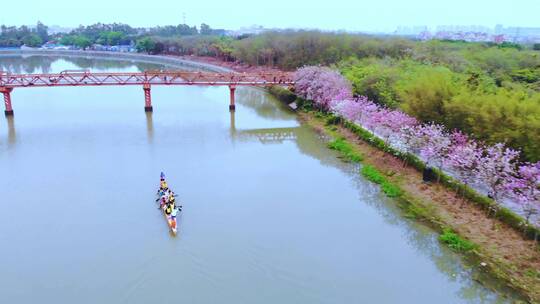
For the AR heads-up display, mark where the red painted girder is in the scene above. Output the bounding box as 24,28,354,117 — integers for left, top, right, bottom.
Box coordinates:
0,71,295,88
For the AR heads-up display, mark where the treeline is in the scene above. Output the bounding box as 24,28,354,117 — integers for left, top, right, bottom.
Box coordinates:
0,22,49,47
58,23,138,48
2,24,539,161
337,45,540,162
232,32,538,162
135,35,235,58
295,66,540,229
167,30,537,162
0,22,225,49
138,31,416,69
136,32,540,161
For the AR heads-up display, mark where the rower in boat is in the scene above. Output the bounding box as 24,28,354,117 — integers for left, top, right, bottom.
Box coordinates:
171,203,179,221
165,193,175,212
160,175,168,191
159,195,168,209
156,172,181,234
165,202,173,215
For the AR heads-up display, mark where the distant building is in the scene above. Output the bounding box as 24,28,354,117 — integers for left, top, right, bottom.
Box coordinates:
396,24,540,44
210,29,227,36
501,26,540,43
417,31,432,41
227,25,269,37
394,26,428,36
90,44,135,52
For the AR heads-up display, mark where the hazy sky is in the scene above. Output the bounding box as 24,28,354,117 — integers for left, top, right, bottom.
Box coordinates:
2,0,539,32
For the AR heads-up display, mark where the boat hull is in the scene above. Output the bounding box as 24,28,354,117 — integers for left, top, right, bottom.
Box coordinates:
162,205,177,235
157,173,179,235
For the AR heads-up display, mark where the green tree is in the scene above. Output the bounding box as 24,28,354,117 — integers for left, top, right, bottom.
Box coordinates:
152,42,165,54
444,88,540,162
136,37,156,53
73,36,92,49
200,23,212,35
340,58,402,108
59,35,75,45
36,21,49,43
498,41,522,50
22,34,42,47
97,31,125,45
397,67,458,123
211,36,235,60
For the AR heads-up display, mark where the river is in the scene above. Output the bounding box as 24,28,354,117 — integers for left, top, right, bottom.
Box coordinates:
0,55,523,303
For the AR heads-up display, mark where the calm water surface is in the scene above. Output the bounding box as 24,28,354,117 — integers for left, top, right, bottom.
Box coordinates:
0,56,523,303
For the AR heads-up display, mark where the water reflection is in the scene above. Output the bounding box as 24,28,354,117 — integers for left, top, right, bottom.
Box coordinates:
233,90,522,302
0,54,214,75
232,127,297,144
236,88,294,120
229,110,236,133
231,90,372,175
145,111,154,143
0,55,171,74
0,55,525,304
350,166,523,303
6,115,16,147
0,55,55,74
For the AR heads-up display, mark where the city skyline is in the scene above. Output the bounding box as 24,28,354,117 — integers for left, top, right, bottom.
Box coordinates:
1,0,538,33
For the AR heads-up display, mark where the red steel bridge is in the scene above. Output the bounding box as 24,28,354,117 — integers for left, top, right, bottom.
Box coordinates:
0,70,295,115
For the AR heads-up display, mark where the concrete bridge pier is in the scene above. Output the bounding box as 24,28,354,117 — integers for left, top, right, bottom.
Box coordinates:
229,85,236,111
143,83,153,112
1,87,14,116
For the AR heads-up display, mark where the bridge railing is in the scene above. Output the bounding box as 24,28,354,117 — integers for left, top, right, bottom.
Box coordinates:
0,71,294,88
0,70,295,116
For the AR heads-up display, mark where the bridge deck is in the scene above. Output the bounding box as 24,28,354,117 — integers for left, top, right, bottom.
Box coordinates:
0,70,295,116
0,70,294,88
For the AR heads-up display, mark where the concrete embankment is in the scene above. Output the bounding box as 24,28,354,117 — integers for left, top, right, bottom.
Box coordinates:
0,49,233,73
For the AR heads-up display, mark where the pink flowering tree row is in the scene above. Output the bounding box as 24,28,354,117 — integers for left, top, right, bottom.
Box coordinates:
294,66,352,109
295,66,540,226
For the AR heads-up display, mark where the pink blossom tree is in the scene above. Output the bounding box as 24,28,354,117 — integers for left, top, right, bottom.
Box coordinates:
331,98,363,122
508,162,540,225
378,110,418,145
294,65,538,227
294,66,352,110
477,143,520,203
416,124,451,170
444,131,483,193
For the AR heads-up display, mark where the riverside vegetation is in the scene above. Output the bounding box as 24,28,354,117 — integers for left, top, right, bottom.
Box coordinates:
286,96,540,302
293,66,539,234
141,30,539,164
4,22,539,300
4,25,538,161
268,67,540,300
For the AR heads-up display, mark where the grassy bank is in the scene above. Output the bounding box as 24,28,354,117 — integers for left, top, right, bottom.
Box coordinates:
268,86,540,302
307,110,539,302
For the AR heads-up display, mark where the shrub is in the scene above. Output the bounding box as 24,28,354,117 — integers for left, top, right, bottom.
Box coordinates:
381,181,402,197
327,138,364,163
361,165,386,184
439,229,477,252
268,86,297,104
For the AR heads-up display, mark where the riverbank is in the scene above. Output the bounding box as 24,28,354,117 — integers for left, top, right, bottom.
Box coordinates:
0,49,288,75
0,49,234,72
173,55,285,74
3,49,538,301
296,109,540,302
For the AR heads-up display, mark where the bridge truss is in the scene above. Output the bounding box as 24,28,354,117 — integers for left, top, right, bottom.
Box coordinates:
0,70,295,115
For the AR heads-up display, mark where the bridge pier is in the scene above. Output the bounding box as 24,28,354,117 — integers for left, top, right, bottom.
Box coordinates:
143,84,153,112
1,87,14,116
229,85,236,111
